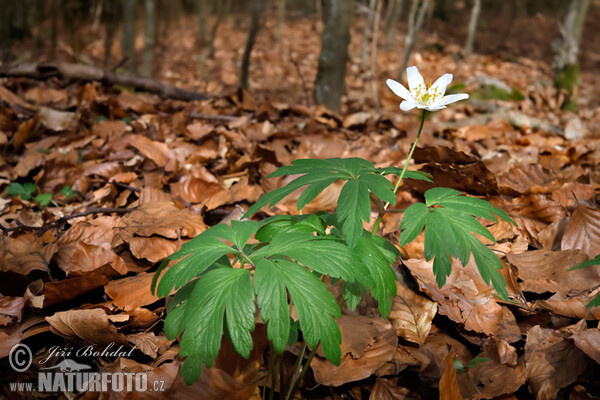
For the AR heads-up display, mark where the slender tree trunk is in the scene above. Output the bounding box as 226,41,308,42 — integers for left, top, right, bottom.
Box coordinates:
384,0,403,50
121,0,137,73
241,0,263,90
196,0,208,46
370,0,383,113
462,0,480,56
141,0,155,78
361,0,377,69
552,0,590,100
275,0,286,40
0,0,12,62
398,0,429,80
314,0,356,111
103,0,119,67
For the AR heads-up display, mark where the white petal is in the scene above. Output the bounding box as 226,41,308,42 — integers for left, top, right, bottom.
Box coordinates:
425,105,446,111
406,66,424,93
400,100,416,111
386,79,413,101
428,73,453,96
436,93,469,107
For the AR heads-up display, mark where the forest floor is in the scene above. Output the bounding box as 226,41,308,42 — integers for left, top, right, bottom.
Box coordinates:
2,7,600,400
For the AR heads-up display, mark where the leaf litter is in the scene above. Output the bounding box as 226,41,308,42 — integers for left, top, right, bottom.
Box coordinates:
1,11,600,400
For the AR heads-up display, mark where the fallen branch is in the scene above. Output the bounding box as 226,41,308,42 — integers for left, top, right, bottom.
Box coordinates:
189,111,239,122
0,207,131,234
0,62,209,102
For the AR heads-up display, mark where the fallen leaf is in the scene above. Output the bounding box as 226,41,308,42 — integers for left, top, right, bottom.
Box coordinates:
105,273,160,311
46,308,129,347
561,203,600,258
525,325,587,400
439,351,464,400
388,282,437,345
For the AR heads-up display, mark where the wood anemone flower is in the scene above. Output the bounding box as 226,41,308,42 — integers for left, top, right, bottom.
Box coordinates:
386,66,469,112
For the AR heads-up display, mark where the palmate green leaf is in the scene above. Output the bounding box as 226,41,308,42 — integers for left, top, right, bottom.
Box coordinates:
353,236,398,317
358,173,396,205
178,268,255,384
399,203,428,246
255,258,342,363
245,170,348,217
401,188,511,299
156,221,259,297
588,294,600,308
425,187,515,225
255,214,326,242
338,179,371,248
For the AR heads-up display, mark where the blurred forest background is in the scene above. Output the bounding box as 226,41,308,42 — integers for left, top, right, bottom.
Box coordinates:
0,0,598,114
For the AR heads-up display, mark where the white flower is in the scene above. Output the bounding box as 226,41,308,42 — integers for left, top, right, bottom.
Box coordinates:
386,66,469,112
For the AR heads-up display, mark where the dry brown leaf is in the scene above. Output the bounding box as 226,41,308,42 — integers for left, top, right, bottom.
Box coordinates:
112,201,205,262
116,90,157,114
46,308,129,347
525,325,587,400
370,378,419,400
24,87,68,106
42,264,121,307
561,203,600,258
404,258,521,342
37,106,77,132
388,282,437,345
55,215,128,275
571,327,600,364
127,134,172,168
104,272,160,311
126,332,172,359
311,316,397,387
2,231,57,275
439,352,464,400
170,165,225,204
0,295,27,326
506,249,595,294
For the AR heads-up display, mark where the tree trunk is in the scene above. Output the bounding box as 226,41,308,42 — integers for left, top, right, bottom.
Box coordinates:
196,0,208,46
102,0,119,67
141,0,155,78
361,0,377,69
462,0,480,56
370,0,383,113
398,0,429,80
552,0,590,99
0,0,13,62
275,0,286,40
121,0,137,73
314,0,356,111
241,0,263,90
384,0,403,50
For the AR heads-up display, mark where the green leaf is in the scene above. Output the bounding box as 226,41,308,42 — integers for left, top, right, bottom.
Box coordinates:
337,179,371,248
399,202,428,246
177,268,254,383
426,187,515,225
255,214,326,242
587,294,600,309
377,167,433,183
254,259,291,353
353,236,397,317
467,355,491,369
342,281,365,311
157,236,235,297
6,182,37,200
60,185,78,199
256,258,342,364
34,193,53,206
358,173,396,205
419,188,509,298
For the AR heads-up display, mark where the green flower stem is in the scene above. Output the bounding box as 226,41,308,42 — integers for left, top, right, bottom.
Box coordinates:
372,109,427,235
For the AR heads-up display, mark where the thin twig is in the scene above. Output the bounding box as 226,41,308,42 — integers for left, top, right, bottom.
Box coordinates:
0,207,131,234
96,179,141,193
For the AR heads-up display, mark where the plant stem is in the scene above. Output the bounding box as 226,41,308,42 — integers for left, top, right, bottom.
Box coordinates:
267,343,278,400
371,109,426,234
288,345,319,399
285,342,307,400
